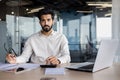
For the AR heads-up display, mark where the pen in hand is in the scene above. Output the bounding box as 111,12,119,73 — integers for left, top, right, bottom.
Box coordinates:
6,53,16,64
4,43,17,56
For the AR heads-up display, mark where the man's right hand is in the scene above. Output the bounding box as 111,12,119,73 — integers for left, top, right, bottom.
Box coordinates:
6,53,16,64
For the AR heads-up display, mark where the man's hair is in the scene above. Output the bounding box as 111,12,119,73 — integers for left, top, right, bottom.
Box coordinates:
37,8,55,20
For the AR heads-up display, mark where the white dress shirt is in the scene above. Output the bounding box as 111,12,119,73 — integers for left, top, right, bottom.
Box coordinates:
16,30,71,64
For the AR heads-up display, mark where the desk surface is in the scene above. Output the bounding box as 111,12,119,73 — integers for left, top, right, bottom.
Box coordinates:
0,63,120,80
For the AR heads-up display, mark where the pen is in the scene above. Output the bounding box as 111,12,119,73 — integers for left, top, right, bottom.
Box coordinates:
4,43,17,56
10,48,17,56
10,54,16,58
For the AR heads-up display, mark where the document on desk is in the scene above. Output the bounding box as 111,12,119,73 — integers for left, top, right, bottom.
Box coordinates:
0,63,40,74
0,63,17,71
45,68,65,75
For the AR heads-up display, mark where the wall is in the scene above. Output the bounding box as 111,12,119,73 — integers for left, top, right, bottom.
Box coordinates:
112,0,120,62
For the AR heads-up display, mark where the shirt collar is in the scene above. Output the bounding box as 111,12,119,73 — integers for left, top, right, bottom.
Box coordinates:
39,29,55,37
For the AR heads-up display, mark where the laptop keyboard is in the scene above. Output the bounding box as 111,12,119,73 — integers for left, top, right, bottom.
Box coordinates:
78,64,94,69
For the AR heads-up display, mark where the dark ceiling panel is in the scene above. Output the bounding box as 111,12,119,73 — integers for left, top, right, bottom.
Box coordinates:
0,0,112,21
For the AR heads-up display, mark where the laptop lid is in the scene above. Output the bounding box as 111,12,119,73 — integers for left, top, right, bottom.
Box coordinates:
92,39,119,72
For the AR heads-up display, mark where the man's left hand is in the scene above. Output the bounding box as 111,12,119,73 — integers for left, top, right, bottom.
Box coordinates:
46,56,60,65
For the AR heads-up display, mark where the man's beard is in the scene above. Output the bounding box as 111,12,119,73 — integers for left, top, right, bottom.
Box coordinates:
42,25,52,32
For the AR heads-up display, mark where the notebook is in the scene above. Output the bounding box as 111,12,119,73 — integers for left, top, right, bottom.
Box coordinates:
66,39,119,72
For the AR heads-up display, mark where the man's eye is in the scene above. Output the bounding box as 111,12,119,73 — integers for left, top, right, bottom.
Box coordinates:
41,20,45,22
47,19,51,21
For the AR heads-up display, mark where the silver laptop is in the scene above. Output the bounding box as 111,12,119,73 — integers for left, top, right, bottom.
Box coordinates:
66,39,119,72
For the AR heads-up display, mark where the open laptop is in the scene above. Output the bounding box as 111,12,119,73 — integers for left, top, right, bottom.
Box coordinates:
66,39,119,72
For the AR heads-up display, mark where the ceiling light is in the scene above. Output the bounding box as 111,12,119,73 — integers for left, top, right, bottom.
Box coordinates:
27,7,44,14
76,10,93,13
11,12,14,14
105,13,112,17
96,6,106,9
87,2,112,8
26,8,29,11
6,0,32,7
102,4,112,7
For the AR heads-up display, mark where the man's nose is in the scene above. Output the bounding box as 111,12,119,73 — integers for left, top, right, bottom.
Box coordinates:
45,21,48,25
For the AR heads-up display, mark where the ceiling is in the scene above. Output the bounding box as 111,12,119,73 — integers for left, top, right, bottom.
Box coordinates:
0,0,112,21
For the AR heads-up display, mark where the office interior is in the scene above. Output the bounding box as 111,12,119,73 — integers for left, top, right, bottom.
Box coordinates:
0,0,120,63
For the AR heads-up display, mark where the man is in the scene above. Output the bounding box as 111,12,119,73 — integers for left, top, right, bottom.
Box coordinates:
6,8,71,65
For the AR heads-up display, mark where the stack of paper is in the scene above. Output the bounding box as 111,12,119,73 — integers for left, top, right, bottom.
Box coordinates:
45,68,65,75
0,63,40,74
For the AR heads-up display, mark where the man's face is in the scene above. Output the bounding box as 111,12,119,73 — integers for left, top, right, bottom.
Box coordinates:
40,14,54,32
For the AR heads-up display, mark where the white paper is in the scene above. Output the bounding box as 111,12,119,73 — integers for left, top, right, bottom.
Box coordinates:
45,68,65,75
17,63,40,70
0,63,17,71
0,63,40,71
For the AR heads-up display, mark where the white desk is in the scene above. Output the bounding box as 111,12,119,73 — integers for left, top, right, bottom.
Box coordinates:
0,63,120,80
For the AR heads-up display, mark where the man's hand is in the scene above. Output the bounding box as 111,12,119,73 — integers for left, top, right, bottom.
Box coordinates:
46,56,60,65
6,53,16,64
